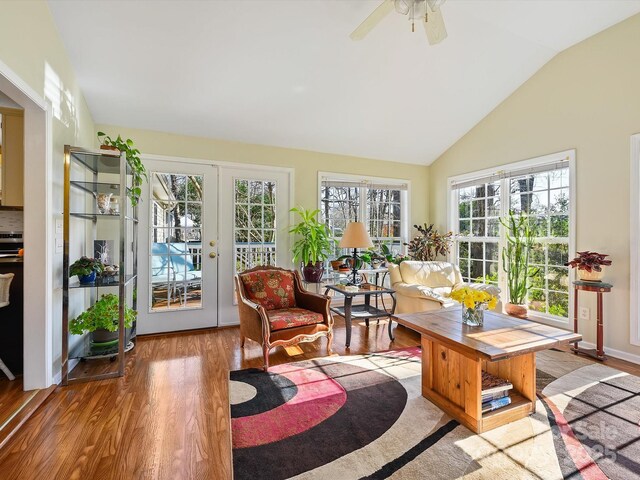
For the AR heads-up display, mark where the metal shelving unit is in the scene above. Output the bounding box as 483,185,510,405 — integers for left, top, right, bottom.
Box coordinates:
61,145,138,385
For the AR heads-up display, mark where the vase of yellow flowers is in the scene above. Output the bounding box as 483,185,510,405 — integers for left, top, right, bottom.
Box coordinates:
450,287,498,327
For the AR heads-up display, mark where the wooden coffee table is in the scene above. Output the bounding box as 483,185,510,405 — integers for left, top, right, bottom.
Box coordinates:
393,308,582,433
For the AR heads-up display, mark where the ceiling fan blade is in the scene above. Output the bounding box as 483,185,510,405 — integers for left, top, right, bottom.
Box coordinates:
350,0,395,41
424,6,447,45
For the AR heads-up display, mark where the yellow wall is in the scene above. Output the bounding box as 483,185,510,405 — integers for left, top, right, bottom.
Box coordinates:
0,0,96,379
429,14,640,358
96,124,430,227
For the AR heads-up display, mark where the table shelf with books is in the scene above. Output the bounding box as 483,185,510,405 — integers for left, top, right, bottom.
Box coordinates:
392,308,581,433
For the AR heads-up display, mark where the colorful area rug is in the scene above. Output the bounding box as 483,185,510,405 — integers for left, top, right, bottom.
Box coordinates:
230,348,640,479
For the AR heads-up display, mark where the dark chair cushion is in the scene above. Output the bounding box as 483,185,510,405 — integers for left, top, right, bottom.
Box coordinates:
267,308,324,331
240,270,297,311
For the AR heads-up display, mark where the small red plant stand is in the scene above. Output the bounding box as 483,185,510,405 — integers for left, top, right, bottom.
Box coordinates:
572,280,612,360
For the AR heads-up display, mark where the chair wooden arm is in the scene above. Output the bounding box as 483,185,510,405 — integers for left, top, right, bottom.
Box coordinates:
234,275,271,343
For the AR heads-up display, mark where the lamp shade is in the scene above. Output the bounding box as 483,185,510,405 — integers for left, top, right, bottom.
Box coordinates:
339,222,373,249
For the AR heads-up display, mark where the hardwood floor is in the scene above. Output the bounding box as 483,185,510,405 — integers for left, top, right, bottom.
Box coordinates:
0,316,639,480
0,316,420,480
0,377,29,429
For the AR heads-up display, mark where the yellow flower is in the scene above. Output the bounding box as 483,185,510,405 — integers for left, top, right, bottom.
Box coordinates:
452,286,498,310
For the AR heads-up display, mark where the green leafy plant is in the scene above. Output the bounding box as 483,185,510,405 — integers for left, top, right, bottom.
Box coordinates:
500,211,539,305
405,223,455,261
69,256,104,277
380,243,409,264
97,132,147,206
289,206,335,265
360,249,384,267
69,294,136,335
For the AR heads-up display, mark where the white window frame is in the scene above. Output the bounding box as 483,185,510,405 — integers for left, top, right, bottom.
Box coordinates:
317,171,411,248
447,150,576,328
630,134,640,345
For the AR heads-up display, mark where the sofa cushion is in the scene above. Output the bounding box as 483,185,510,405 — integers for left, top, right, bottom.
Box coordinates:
240,270,297,311
399,261,461,288
267,308,324,331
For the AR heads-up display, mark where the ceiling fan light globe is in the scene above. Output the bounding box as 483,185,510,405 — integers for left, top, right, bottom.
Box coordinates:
394,0,411,15
426,0,447,10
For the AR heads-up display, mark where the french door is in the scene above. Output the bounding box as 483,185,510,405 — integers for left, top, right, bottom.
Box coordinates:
137,160,292,333
218,167,292,326
137,160,218,334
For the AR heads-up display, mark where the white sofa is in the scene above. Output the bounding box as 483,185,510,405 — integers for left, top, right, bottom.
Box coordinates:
388,261,501,314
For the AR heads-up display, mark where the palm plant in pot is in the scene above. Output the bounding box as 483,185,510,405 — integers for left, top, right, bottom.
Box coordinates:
565,251,612,282
290,206,335,282
500,211,539,318
69,294,136,345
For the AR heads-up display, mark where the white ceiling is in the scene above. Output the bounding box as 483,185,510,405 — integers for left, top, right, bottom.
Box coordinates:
48,0,640,165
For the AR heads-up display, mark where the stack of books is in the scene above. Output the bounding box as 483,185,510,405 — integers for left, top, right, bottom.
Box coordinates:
481,371,513,414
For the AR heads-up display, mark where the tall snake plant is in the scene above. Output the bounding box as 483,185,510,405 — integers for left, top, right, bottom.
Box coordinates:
500,211,539,305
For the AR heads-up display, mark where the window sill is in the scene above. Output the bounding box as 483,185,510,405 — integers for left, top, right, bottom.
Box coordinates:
519,310,571,330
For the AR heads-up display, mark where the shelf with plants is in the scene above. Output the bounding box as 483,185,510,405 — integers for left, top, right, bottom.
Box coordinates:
68,274,137,289
62,143,143,385
70,212,139,223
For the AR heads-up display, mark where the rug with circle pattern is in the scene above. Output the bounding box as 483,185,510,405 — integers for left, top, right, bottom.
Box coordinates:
231,348,640,479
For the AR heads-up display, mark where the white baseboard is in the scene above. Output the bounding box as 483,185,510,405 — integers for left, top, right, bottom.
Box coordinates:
577,341,640,365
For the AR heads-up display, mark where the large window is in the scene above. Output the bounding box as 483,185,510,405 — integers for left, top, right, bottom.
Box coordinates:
320,175,408,255
450,151,574,321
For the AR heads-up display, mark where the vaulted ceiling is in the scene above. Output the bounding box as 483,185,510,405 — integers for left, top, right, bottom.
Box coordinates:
48,0,640,165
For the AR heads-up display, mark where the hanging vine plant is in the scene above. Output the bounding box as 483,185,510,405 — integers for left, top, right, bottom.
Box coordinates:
97,131,147,206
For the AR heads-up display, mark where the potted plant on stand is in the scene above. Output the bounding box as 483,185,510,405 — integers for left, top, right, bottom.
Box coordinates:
69,256,104,284
565,251,612,281
69,293,136,346
501,211,538,318
97,132,147,207
290,206,335,282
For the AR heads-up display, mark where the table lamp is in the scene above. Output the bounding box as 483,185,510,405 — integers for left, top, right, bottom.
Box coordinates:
339,221,373,285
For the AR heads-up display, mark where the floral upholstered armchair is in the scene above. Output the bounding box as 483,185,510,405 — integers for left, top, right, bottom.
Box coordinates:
235,266,333,370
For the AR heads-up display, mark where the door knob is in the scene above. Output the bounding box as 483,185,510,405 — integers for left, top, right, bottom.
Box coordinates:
209,252,217,258
209,240,216,247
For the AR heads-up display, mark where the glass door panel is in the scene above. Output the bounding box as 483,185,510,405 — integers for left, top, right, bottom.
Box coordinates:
218,168,291,326
138,161,217,334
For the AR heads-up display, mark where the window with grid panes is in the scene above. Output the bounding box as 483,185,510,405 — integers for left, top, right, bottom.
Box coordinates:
233,179,277,274
320,178,407,256
451,158,572,320
510,169,570,317
456,182,500,286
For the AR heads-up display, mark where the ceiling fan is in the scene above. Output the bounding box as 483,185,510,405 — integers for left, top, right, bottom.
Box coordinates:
350,0,448,45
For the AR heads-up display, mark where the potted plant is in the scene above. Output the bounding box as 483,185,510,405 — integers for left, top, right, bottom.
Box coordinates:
360,249,385,269
565,251,612,282
405,223,455,261
289,206,335,282
69,256,104,284
380,243,409,265
69,293,136,345
97,132,147,207
500,211,538,318
330,259,343,271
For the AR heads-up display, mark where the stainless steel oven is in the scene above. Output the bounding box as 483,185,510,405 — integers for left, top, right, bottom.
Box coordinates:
0,232,23,258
